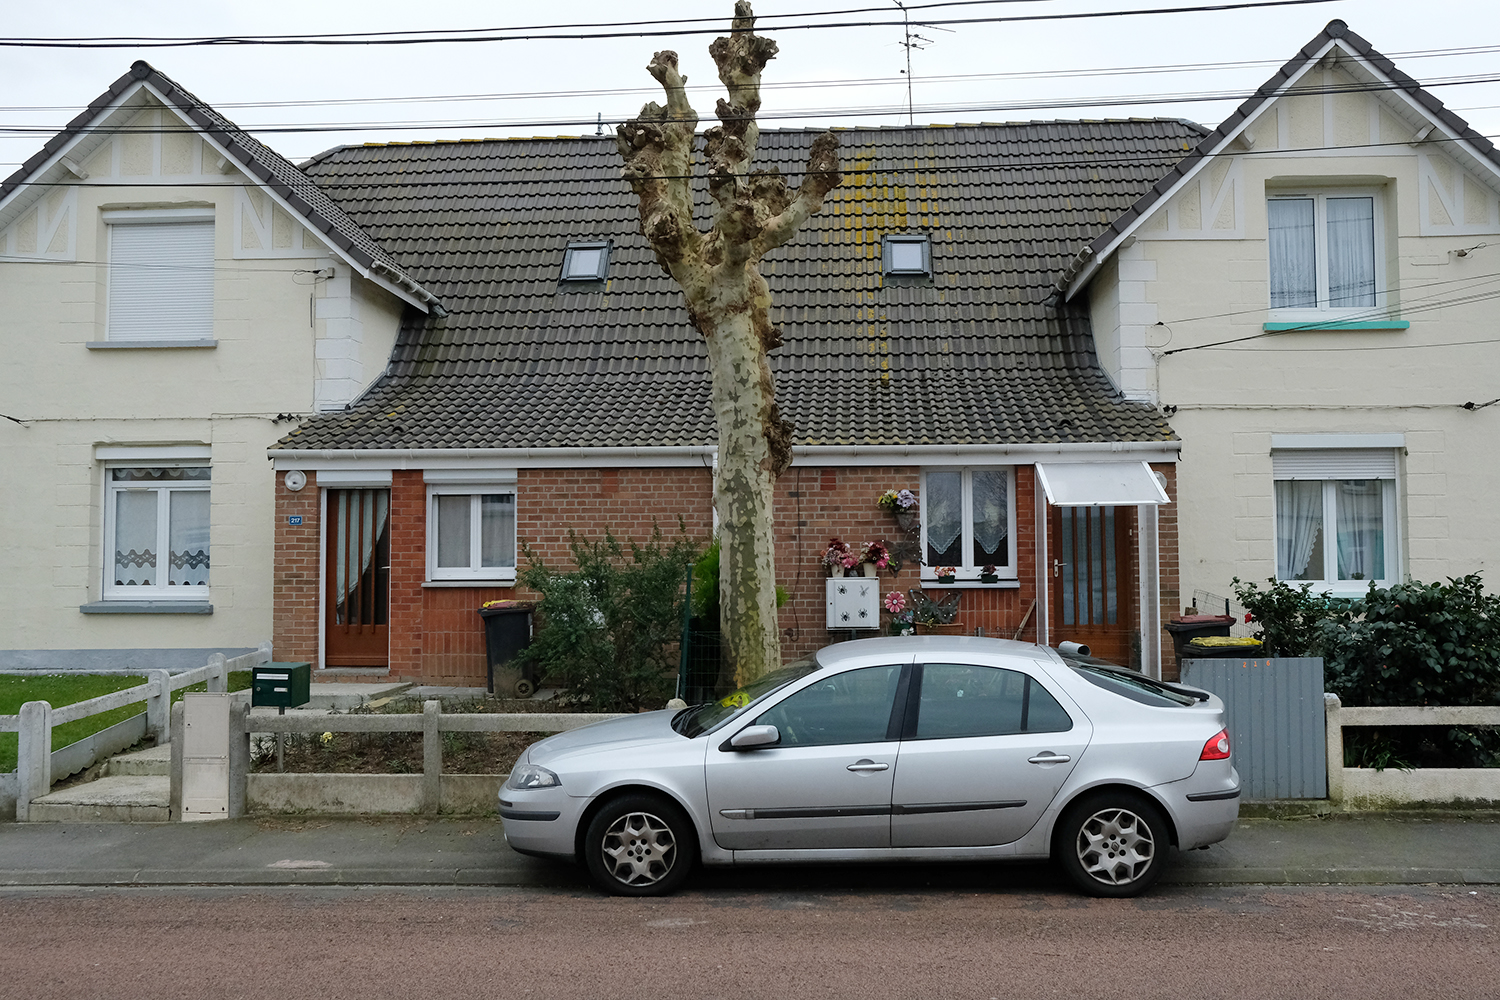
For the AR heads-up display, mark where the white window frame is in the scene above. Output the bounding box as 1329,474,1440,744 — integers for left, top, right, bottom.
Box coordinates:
103,207,216,343
919,467,1018,584
560,240,611,282
1266,188,1386,321
1272,448,1400,595
882,234,931,276
425,485,518,582
102,461,211,601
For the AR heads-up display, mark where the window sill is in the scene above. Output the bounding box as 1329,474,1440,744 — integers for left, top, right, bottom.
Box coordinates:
1262,320,1409,332
87,339,218,350
422,579,517,588
918,579,1020,589
80,601,214,614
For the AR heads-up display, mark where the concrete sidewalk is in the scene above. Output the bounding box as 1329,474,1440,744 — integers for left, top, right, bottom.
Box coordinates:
0,813,1496,889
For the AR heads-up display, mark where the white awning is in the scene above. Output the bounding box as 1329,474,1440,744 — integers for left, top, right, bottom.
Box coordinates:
1035,461,1169,506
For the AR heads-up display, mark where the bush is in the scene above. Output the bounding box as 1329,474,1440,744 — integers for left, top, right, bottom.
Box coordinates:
1230,577,1347,658
516,524,701,713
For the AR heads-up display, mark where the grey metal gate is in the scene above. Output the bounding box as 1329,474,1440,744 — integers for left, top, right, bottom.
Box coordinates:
1181,657,1326,800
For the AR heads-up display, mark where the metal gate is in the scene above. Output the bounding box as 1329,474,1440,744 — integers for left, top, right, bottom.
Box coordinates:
1181,656,1327,800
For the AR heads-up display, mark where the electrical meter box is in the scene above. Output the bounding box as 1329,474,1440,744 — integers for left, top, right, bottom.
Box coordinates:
251,662,311,709
826,577,880,631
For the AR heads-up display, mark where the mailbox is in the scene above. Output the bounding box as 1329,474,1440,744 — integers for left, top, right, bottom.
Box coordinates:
251,662,311,709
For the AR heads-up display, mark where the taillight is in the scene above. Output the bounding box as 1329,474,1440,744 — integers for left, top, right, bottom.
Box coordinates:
1200,729,1231,760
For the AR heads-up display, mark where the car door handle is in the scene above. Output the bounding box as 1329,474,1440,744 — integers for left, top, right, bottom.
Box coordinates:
1027,752,1071,765
847,759,890,772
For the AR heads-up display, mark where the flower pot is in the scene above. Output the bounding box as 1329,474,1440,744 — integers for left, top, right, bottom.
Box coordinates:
915,621,965,636
979,574,1000,584
894,510,920,534
935,577,957,585
861,563,878,578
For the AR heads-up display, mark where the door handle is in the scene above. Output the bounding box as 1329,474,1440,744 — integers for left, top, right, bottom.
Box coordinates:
847,759,890,772
1027,752,1071,765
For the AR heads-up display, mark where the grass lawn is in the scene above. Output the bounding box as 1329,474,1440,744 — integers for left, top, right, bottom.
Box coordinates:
1,671,251,773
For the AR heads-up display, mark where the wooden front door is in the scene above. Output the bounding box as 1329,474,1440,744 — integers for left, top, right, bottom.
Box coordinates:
1051,505,1136,665
324,488,390,668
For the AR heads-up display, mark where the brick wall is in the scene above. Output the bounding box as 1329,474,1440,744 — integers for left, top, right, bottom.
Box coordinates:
272,471,321,663
271,460,1178,684
1153,461,1184,680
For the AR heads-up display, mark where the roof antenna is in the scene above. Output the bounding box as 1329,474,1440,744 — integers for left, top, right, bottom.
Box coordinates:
596,113,604,136
893,0,953,126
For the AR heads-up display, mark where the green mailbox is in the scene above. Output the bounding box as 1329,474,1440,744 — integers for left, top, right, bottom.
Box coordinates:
251,662,311,709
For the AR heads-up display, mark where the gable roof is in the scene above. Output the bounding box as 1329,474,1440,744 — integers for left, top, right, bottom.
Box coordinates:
1062,19,1500,298
0,61,438,311
275,120,1200,454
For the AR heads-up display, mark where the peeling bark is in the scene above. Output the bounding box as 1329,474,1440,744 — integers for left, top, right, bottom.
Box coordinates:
616,1,842,686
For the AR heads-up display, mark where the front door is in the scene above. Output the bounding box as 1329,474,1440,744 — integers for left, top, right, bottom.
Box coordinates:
324,488,390,668
705,664,904,851
1052,505,1136,664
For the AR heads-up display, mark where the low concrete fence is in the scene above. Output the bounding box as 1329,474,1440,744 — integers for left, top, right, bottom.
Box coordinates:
1,644,270,822
181,701,626,818
1325,694,1500,808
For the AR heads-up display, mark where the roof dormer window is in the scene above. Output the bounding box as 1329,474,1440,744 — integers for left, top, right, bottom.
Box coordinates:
882,234,931,276
561,240,611,282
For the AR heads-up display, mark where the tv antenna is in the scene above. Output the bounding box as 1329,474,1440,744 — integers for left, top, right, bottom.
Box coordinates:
893,0,954,126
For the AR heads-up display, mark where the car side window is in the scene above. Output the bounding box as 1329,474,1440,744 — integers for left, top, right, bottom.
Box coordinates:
753,664,902,747
914,663,1073,739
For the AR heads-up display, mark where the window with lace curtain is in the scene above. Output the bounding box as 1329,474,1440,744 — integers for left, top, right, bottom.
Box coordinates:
920,468,1017,583
103,466,210,599
1267,191,1385,317
1273,448,1399,591
426,486,517,581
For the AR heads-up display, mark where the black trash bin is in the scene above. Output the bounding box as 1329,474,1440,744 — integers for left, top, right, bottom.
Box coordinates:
478,601,536,697
1163,614,1235,673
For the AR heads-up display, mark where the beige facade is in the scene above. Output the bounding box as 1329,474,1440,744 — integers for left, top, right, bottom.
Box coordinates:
0,86,407,669
1079,36,1500,607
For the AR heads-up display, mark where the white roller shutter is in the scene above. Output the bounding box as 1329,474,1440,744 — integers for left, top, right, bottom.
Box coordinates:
1272,448,1397,480
107,221,215,341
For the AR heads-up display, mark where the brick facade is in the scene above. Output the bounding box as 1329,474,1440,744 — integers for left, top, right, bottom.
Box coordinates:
271,461,1178,685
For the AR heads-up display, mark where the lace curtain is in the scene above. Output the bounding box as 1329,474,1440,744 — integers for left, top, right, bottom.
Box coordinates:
1335,480,1384,581
1326,197,1375,307
1275,480,1323,581
1268,199,1316,309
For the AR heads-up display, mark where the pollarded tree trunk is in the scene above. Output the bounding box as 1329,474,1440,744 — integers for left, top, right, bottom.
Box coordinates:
616,2,842,687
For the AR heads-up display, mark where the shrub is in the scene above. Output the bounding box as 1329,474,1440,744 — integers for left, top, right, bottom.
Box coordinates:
516,524,701,713
1230,577,1347,658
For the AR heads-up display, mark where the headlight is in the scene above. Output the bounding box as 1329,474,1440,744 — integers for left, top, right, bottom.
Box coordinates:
507,764,561,789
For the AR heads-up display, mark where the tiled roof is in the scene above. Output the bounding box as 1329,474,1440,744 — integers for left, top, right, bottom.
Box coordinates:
1064,19,1500,294
0,62,433,306
279,120,1203,451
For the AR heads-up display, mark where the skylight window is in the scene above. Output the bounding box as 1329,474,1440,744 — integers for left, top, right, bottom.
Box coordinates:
561,240,611,282
883,234,931,276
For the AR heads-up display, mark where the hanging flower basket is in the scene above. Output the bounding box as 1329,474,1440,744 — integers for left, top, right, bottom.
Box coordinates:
895,510,920,534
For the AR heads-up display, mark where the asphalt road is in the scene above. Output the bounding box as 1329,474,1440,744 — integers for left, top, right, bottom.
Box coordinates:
2,882,1494,999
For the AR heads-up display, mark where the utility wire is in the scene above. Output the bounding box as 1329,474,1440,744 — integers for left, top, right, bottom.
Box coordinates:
0,0,1340,49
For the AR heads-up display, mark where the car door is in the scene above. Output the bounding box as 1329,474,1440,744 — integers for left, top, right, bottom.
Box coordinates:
705,663,907,851
890,661,1092,848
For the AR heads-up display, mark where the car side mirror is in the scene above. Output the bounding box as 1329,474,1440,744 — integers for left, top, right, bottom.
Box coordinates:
729,725,780,750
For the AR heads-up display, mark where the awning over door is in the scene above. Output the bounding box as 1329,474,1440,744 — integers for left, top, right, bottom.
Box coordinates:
1035,461,1169,507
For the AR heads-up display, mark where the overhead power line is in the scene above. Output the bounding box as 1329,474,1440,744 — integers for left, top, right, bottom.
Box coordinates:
0,0,1340,49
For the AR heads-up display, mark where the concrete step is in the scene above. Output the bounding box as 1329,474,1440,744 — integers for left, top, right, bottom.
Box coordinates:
105,743,171,776
26,775,169,823
305,681,413,710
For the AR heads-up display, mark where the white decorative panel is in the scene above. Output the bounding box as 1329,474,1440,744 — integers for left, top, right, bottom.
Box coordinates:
826,577,880,631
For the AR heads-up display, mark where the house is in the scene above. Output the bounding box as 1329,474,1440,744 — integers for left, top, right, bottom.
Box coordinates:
266,120,1193,684
1066,20,1500,636
0,62,438,671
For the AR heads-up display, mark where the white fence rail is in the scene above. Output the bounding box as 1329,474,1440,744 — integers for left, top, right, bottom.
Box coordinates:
1324,694,1500,806
197,702,626,819
2,643,272,821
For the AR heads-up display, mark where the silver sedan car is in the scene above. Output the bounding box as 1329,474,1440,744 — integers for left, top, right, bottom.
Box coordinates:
500,636,1239,897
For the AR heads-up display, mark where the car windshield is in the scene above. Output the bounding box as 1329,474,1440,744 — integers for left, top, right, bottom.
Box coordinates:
671,657,820,738
1070,663,1201,708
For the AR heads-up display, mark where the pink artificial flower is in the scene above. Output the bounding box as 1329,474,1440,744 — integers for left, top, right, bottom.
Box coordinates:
883,592,907,613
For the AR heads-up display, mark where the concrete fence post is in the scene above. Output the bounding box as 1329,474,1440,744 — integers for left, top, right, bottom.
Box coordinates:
227,700,249,819
257,641,273,666
422,700,442,815
1324,692,1344,805
169,701,185,822
147,669,172,743
16,701,52,823
207,653,228,694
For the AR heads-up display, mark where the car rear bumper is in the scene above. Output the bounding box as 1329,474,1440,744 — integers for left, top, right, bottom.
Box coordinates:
1154,764,1241,849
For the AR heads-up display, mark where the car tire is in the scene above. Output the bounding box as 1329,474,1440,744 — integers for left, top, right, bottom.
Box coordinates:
1054,792,1168,898
582,793,698,897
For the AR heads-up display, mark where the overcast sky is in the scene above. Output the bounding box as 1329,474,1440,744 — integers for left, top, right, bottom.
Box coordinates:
3,0,1498,170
